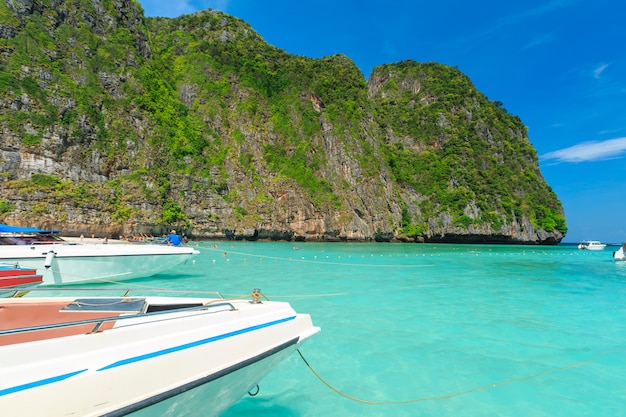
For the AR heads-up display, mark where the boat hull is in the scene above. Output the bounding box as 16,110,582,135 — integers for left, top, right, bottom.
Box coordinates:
0,296,319,416
0,265,42,296
0,244,199,285
117,339,299,417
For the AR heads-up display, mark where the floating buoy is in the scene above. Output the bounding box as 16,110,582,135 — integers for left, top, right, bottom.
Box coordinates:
44,250,56,269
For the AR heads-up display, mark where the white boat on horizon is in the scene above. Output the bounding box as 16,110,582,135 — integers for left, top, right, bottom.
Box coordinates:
0,224,199,285
613,243,626,261
0,287,320,416
577,240,607,250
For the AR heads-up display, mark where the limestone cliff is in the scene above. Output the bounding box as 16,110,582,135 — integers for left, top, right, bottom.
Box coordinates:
0,1,565,244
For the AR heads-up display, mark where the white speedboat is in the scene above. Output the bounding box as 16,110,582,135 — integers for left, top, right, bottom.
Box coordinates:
0,225,199,285
0,288,320,416
614,243,626,261
577,240,607,250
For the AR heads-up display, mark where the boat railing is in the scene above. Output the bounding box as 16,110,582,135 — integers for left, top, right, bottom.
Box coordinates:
0,286,226,298
0,261,25,268
0,289,33,297
0,297,238,338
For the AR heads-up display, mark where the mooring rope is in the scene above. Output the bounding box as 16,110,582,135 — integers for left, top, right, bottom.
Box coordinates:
297,349,622,405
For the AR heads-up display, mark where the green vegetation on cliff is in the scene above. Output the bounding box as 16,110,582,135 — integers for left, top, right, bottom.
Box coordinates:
370,62,565,237
0,1,565,243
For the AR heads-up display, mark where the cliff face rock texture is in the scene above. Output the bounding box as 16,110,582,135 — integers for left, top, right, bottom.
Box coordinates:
0,1,566,244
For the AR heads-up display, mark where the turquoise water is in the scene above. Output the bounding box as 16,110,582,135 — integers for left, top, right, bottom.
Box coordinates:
94,242,626,416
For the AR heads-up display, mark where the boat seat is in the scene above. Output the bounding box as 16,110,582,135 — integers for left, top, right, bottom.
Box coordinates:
0,300,128,346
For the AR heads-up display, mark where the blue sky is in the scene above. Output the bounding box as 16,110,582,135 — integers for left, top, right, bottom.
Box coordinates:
139,0,626,244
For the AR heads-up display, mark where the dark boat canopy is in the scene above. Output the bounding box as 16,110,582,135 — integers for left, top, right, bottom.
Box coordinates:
0,224,60,234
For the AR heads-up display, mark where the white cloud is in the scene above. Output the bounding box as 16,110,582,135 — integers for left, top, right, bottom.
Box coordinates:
593,63,610,79
541,137,626,163
522,33,555,51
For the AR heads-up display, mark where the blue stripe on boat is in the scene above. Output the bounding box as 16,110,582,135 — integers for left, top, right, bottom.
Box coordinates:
0,370,86,396
0,315,296,397
97,315,296,371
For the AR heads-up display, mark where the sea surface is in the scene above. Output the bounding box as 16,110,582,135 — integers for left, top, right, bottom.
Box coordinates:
65,242,626,416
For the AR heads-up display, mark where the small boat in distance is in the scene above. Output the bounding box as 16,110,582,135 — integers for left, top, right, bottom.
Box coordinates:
0,263,42,296
613,243,626,261
0,287,320,416
577,240,607,250
0,224,199,285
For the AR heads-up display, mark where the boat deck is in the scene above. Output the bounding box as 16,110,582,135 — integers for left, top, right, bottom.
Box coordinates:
0,299,135,346
0,294,230,347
